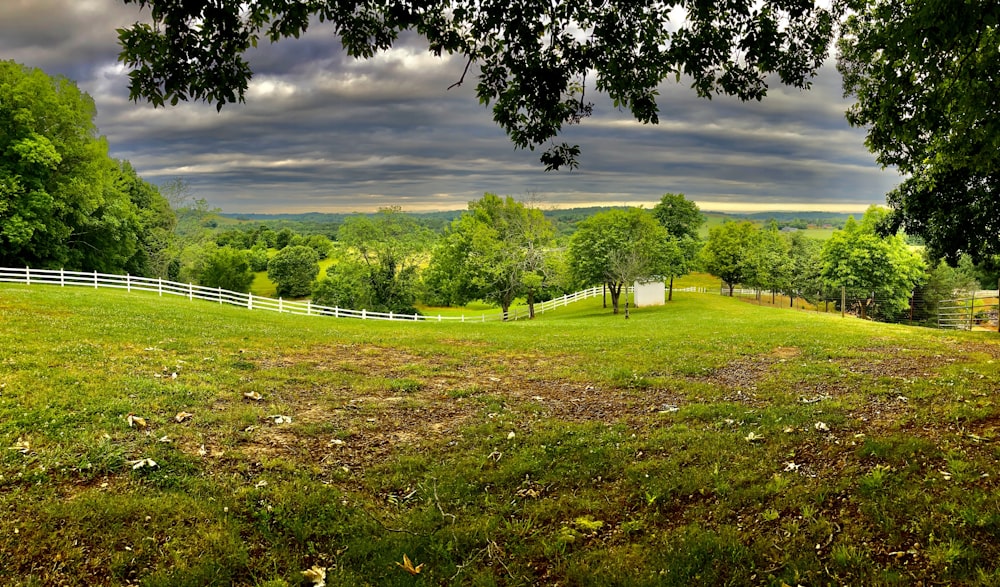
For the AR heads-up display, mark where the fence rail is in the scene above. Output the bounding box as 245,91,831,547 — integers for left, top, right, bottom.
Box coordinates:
0,267,622,323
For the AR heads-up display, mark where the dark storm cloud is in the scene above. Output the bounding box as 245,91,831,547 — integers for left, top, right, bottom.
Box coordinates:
0,0,897,213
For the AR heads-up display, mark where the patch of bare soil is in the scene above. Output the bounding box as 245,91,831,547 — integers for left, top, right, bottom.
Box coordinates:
233,344,690,472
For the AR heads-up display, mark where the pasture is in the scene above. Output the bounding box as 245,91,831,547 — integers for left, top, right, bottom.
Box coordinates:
1,284,999,585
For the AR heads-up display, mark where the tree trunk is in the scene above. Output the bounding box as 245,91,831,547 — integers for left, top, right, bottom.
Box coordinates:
668,275,674,301
609,282,622,314
728,282,734,296
527,290,536,319
501,301,511,321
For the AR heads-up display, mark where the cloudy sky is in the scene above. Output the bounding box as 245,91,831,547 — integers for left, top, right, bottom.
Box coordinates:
0,0,900,214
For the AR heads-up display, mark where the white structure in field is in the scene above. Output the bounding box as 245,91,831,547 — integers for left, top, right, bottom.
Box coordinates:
633,280,665,307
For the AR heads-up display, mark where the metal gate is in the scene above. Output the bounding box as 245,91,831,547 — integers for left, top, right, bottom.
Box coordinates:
939,291,1000,330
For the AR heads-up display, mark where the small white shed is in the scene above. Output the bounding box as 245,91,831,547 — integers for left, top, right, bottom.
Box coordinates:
633,280,665,307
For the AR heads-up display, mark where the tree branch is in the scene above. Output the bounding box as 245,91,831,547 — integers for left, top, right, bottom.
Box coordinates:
448,55,474,90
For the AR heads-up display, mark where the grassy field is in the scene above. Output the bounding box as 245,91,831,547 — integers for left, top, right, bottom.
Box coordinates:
3,284,1000,585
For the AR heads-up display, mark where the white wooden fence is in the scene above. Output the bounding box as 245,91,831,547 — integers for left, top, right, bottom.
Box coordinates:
0,267,618,323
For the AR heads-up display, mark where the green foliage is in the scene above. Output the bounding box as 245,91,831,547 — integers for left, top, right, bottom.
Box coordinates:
320,207,432,314
652,193,705,241
425,193,555,318
311,252,371,311
568,207,675,314
267,245,319,298
700,221,760,296
838,1,1000,262
786,232,825,304
193,246,255,293
118,0,835,169
0,61,172,274
820,207,925,320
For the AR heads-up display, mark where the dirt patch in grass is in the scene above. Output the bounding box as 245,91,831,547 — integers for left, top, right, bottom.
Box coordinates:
233,345,691,471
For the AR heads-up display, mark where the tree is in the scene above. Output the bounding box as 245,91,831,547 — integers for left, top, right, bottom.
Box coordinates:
651,193,705,300
116,160,177,278
0,60,170,274
425,194,555,319
743,223,792,303
652,193,705,241
568,208,674,315
838,1,1000,263
701,221,760,296
193,246,255,293
820,207,925,320
330,207,434,314
786,232,824,307
267,245,319,298
117,0,835,169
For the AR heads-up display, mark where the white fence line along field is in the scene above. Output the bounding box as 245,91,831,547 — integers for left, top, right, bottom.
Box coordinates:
0,267,634,323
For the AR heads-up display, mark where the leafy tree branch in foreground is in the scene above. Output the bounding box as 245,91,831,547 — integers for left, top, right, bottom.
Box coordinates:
117,0,835,169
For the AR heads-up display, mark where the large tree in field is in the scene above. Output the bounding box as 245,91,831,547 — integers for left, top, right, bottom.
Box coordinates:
319,207,433,314
701,221,760,296
820,207,925,320
651,193,705,300
267,245,320,298
568,208,674,315
425,194,554,319
0,61,171,274
838,1,1000,263
117,1,835,170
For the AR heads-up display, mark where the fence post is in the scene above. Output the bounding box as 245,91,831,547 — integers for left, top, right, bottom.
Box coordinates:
462,315,465,323
158,277,162,296
248,292,253,310
279,298,283,313
60,268,64,287
188,283,193,300
438,314,441,322
218,286,222,303
389,311,393,321
25,266,30,286
307,301,311,315
127,273,131,292
334,307,339,318
362,309,366,320
969,291,976,330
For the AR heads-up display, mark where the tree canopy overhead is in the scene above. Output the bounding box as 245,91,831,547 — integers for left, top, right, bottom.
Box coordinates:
117,0,835,169
838,0,1000,263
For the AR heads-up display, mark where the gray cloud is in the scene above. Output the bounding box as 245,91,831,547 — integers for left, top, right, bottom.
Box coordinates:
0,0,896,213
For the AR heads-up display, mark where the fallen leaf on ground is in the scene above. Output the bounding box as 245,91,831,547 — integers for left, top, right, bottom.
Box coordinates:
8,439,29,454
396,553,424,575
128,458,157,470
301,565,326,586
126,414,148,429
157,435,171,443
197,445,207,456
814,422,830,432
269,415,292,424
243,391,263,401
745,431,764,442
175,411,194,423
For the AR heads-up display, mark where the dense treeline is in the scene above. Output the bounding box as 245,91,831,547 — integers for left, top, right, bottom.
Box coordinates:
0,61,174,273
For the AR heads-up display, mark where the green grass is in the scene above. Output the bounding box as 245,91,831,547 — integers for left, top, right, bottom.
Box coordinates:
3,283,1000,585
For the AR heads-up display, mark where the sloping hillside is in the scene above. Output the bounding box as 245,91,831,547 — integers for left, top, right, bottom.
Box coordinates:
1,285,999,585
